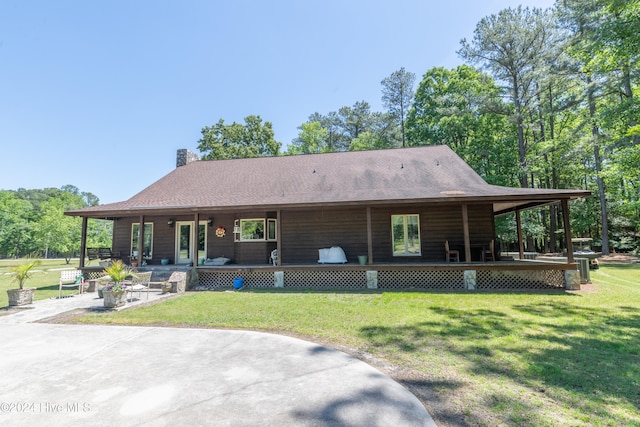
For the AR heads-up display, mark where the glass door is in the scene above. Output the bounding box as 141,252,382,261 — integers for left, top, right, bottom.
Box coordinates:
176,221,208,265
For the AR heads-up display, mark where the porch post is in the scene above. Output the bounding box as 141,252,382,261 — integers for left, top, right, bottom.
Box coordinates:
79,217,88,268
193,213,200,265
516,210,524,260
276,210,281,266
366,207,373,264
138,215,145,264
462,204,471,262
562,200,575,263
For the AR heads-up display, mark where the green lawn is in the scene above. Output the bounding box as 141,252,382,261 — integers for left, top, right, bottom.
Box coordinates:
13,260,640,426
0,259,83,307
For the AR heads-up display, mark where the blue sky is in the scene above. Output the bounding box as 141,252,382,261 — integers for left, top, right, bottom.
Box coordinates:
0,0,555,205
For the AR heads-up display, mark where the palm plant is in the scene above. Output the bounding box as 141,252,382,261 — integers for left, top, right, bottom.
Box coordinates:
102,260,136,293
10,259,42,289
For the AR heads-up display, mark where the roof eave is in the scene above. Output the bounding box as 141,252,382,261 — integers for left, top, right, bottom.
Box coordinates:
64,190,592,219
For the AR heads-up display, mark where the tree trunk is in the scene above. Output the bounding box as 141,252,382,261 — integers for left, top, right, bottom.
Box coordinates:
587,75,610,254
548,85,557,252
513,75,528,188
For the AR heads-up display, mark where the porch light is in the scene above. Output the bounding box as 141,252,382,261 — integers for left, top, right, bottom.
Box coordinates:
168,219,174,228
207,218,213,227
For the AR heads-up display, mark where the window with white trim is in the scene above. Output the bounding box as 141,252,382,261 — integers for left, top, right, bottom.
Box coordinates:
392,214,421,256
234,218,277,242
131,223,153,258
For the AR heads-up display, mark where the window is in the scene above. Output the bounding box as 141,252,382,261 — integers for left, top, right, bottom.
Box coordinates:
240,219,265,241
267,219,277,241
131,223,153,258
392,214,421,256
235,218,277,242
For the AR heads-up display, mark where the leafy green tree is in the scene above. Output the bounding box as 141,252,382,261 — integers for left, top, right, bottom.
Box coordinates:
338,101,374,144
0,191,34,257
459,6,555,188
35,194,84,262
306,112,348,151
198,115,281,160
406,65,519,186
381,67,416,147
0,187,104,259
295,101,385,152
287,121,330,154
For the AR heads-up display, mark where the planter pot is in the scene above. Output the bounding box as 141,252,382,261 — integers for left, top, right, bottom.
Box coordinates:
97,288,104,298
103,290,127,308
161,258,169,266
7,288,35,306
358,255,368,265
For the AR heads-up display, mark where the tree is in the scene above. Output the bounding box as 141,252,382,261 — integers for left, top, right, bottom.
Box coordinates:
459,6,554,188
198,115,281,160
381,67,416,147
406,65,519,186
0,187,104,259
34,194,84,262
287,121,330,155
0,191,34,257
338,101,374,143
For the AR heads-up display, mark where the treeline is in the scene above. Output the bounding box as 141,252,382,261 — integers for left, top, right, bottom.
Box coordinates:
198,1,639,254
0,186,111,260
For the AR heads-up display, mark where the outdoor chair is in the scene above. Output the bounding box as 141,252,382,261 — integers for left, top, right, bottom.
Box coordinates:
58,270,85,298
482,240,496,262
128,271,153,301
270,249,278,266
445,240,460,262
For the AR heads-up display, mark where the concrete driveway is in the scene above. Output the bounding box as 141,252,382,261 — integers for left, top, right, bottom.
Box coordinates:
0,296,435,426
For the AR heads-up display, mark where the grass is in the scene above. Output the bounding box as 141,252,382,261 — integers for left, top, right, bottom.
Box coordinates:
20,260,640,425
0,259,83,307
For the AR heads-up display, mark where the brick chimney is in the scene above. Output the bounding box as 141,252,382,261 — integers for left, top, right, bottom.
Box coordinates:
176,149,200,167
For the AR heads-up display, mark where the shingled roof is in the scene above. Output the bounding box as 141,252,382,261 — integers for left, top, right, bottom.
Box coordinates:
66,146,590,217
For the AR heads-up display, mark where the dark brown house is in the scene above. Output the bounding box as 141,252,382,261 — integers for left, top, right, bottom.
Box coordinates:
66,146,590,291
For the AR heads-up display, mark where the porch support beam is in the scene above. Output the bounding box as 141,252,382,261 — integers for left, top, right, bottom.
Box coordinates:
276,210,281,266
516,210,524,260
138,215,145,265
366,207,373,265
193,213,200,265
79,217,88,268
462,204,471,262
562,200,574,263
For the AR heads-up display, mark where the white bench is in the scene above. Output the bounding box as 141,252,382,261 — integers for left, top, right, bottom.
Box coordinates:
58,270,85,298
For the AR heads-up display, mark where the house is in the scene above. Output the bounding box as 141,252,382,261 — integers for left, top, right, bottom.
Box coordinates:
66,146,591,291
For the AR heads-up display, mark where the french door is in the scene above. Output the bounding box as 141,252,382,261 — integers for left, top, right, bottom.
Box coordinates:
176,221,207,265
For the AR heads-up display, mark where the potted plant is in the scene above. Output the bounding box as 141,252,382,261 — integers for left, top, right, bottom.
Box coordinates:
7,259,42,306
102,260,136,308
161,280,172,293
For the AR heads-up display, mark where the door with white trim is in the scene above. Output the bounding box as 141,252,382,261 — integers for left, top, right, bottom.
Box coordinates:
176,221,207,265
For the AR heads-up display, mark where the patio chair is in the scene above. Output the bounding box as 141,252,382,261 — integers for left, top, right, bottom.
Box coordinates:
270,249,278,266
59,270,85,298
445,240,460,262
128,271,153,301
482,240,496,262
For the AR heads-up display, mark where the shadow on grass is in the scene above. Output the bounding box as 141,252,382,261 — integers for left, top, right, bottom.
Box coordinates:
359,301,640,425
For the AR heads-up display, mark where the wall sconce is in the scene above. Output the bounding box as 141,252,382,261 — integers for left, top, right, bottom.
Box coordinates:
168,219,174,228
207,218,213,227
